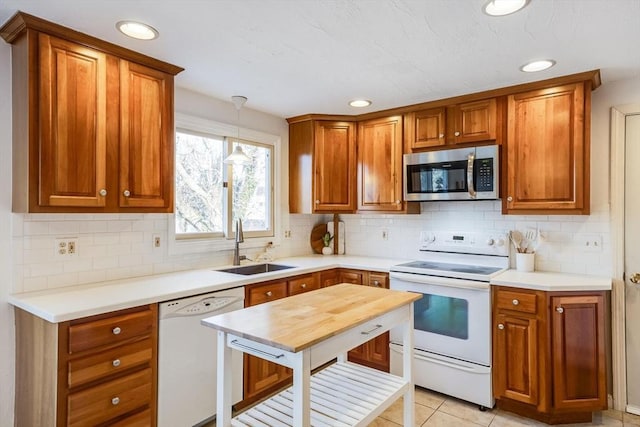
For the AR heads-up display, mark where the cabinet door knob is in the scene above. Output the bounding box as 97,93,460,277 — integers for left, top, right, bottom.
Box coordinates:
556,306,564,314
507,196,513,202
498,323,505,330
454,131,461,137
395,200,401,204
512,299,519,306
630,272,640,284
99,189,107,197
301,283,306,288
112,326,122,335
439,133,444,138
373,280,381,287
315,200,320,204
111,397,120,406
265,291,273,297
123,190,131,197
112,359,121,367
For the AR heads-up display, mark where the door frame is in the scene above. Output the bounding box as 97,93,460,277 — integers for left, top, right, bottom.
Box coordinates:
610,103,640,413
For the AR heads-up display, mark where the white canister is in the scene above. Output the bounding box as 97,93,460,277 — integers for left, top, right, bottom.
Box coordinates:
516,253,535,272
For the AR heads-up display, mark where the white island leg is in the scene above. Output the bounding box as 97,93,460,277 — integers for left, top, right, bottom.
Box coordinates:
292,348,311,427
403,304,415,427
217,330,232,427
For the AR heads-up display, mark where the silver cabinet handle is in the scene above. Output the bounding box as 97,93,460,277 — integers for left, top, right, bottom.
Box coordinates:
512,299,519,306
498,324,505,330
123,190,131,197
361,324,383,335
112,359,121,367
265,291,273,297
112,327,121,335
455,131,461,137
111,397,120,406
556,307,564,314
99,189,107,197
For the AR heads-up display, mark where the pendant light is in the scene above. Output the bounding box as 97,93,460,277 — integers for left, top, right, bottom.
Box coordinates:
224,96,252,165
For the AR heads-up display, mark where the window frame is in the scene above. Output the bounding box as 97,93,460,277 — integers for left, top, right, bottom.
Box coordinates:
169,113,281,256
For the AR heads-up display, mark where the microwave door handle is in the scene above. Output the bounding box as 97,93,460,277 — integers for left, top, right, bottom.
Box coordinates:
467,152,476,198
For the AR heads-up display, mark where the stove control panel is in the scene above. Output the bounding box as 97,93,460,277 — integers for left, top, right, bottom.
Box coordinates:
420,231,509,256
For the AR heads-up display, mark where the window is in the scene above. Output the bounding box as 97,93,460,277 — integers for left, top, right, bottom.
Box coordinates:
173,114,276,245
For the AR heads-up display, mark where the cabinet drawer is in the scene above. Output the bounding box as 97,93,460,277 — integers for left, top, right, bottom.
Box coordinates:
247,281,288,306
339,270,364,284
320,270,339,287
68,308,154,354
68,338,152,388
288,275,319,295
67,368,152,427
108,408,152,427
496,289,538,314
368,273,389,289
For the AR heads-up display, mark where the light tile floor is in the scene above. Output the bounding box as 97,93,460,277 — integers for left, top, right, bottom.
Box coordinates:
370,387,640,427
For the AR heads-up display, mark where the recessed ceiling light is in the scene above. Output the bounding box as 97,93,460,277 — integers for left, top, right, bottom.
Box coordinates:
483,0,530,16
349,99,372,108
520,59,556,72
116,20,159,40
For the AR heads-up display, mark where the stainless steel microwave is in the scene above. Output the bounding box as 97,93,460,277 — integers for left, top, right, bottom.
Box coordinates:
403,145,499,201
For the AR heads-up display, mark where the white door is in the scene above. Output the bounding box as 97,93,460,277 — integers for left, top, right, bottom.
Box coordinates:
625,112,640,414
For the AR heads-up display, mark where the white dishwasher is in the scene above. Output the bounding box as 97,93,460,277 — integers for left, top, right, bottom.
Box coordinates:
158,287,244,427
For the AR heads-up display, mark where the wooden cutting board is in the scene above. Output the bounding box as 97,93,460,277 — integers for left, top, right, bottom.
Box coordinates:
310,223,327,254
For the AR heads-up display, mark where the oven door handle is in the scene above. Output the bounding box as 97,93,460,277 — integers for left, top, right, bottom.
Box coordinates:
389,271,490,290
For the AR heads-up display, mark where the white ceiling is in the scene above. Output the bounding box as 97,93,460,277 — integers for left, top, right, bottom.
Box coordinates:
1,0,639,118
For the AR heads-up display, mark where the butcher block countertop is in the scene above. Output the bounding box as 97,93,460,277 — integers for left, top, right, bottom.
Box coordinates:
202,283,422,353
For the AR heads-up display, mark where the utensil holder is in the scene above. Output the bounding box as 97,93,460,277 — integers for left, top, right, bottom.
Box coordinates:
516,253,535,272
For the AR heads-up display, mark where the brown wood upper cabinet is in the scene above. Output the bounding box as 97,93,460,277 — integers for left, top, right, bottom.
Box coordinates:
504,82,590,215
289,119,357,213
1,12,183,213
406,98,497,150
357,116,404,211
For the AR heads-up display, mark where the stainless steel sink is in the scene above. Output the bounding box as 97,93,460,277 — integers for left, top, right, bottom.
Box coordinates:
217,263,295,275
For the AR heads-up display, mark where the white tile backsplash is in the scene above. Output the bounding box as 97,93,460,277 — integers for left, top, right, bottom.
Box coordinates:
12,203,612,293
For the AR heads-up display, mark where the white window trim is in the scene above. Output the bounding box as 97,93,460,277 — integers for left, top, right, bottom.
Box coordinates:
169,113,282,256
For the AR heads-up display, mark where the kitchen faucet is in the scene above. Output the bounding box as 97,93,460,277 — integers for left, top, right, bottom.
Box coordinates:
233,219,246,265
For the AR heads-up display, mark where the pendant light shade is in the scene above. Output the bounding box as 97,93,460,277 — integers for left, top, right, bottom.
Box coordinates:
224,96,252,165
224,145,252,165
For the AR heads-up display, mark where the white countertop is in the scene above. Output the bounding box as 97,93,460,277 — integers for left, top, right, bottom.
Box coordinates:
8,255,406,323
491,269,612,291
10,256,613,323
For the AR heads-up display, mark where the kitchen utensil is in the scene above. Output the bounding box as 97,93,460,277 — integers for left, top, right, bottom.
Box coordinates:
522,228,540,253
509,230,523,253
310,223,328,254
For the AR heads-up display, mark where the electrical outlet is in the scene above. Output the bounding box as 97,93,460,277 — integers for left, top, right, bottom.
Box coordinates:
284,230,291,238
580,234,603,252
382,229,389,240
55,237,78,258
153,234,161,248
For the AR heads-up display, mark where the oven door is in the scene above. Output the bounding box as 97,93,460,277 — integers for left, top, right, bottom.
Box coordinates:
389,271,491,366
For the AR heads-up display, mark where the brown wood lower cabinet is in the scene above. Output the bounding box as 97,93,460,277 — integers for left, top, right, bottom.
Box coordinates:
339,269,390,372
14,304,158,427
492,286,607,424
242,274,318,407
